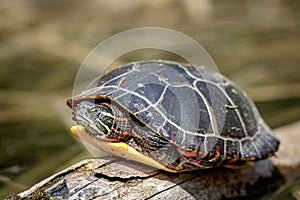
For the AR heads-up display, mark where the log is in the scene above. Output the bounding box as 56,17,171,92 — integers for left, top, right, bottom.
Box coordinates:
9,121,300,200
10,158,282,200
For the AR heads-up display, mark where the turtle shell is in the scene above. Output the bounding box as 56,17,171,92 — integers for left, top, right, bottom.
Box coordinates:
71,60,279,163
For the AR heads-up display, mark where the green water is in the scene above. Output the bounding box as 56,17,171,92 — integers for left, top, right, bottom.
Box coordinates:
1,1,300,199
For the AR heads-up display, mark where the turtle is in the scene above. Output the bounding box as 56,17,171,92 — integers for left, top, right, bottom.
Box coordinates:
67,60,280,172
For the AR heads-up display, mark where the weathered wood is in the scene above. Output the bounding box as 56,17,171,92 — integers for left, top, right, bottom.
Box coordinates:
10,121,300,200
10,157,281,200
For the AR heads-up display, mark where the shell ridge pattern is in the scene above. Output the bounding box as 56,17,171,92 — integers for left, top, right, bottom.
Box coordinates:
239,140,244,158
78,77,257,142
80,61,278,149
241,139,261,159
178,63,233,135
75,86,269,161
254,121,279,153
157,120,168,137
98,85,257,143
72,60,280,162
153,85,168,106
76,84,264,146
178,63,223,90
264,134,275,151
112,91,128,100
178,63,249,138
101,85,204,137
192,80,217,134
223,138,227,157
202,78,249,138
149,69,215,135
181,132,186,146
134,85,169,115
252,141,262,158
203,135,208,155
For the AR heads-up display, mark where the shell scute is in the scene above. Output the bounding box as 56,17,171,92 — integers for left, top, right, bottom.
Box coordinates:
159,63,195,85
180,134,206,155
206,82,246,138
253,131,279,158
241,139,260,159
158,87,181,126
220,107,246,139
159,121,178,140
224,84,258,136
225,140,242,159
135,107,164,131
205,136,225,160
134,83,165,104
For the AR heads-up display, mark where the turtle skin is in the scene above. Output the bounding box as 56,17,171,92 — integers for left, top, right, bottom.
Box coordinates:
69,60,280,171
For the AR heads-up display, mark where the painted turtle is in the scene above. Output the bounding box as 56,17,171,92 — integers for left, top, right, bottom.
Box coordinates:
67,60,280,172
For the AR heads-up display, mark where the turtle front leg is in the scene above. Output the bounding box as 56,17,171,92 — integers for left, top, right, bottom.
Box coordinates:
131,119,169,151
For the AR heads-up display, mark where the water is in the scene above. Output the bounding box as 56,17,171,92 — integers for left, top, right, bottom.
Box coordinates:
0,1,299,198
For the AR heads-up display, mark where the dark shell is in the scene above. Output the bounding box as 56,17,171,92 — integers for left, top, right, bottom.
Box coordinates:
72,60,279,160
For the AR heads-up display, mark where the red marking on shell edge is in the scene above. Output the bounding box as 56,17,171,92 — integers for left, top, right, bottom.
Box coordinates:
215,146,221,158
170,131,176,141
226,155,239,164
250,156,256,161
182,144,199,157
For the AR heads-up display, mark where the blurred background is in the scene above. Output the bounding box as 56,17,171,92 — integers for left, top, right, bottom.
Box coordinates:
0,0,299,198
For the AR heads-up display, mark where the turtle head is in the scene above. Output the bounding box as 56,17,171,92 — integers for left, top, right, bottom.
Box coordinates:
71,101,115,140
